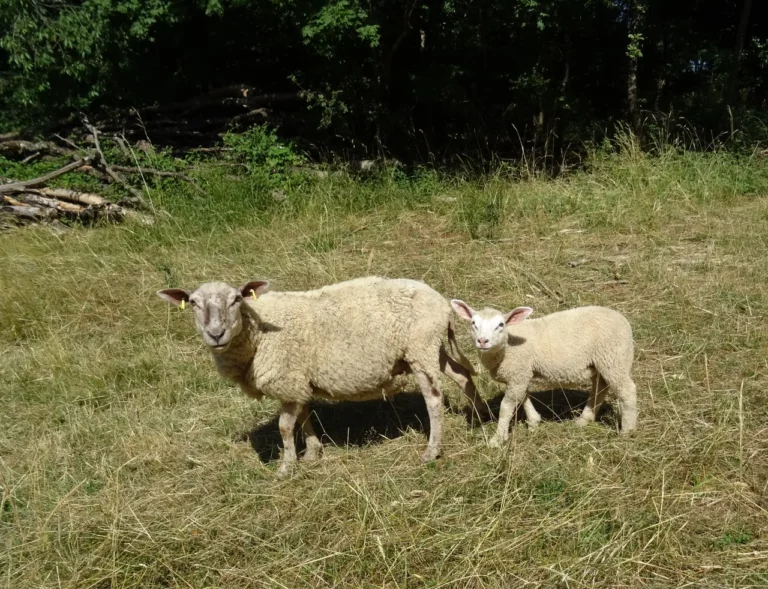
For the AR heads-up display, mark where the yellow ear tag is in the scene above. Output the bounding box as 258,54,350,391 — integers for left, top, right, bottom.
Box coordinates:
180,300,185,310
251,290,259,301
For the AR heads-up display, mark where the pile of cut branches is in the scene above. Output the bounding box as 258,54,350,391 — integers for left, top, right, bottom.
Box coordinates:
0,117,199,229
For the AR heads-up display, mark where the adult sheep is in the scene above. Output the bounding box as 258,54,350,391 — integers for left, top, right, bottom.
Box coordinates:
158,276,487,475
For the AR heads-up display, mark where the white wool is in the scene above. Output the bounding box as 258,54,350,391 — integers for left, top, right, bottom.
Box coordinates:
159,276,485,476
452,301,638,446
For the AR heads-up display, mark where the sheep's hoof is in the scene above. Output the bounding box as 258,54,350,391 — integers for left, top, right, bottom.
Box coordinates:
574,417,589,428
276,462,295,478
527,419,541,430
420,448,440,463
487,435,505,449
302,445,323,462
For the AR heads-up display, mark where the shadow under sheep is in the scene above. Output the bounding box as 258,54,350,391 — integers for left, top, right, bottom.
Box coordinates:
241,387,615,464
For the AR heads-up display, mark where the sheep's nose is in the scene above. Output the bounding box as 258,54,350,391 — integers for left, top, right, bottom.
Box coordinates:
477,337,489,346
209,329,224,343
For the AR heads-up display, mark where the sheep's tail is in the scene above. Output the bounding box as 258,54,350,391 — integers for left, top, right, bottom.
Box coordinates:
447,315,477,375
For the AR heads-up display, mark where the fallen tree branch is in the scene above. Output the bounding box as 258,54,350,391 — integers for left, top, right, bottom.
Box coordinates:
1,204,59,222
34,187,110,207
144,89,301,116
0,139,71,158
111,165,201,188
0,158,90,194
82,116,147,208
13,192,86,214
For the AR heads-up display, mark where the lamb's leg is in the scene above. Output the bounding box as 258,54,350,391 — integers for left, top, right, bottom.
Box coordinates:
576,374,609,427
277,402,302,477
416,372,444,463
439,347,489,421
613,377,638,433
489,381,529,448
522,397,542,429
298,405,323,462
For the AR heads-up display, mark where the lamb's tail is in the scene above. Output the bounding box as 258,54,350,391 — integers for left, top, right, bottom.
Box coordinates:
447,315,477,375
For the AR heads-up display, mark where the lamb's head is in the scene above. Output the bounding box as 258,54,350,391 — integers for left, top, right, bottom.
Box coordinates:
157,280,270,352
450,299,533,351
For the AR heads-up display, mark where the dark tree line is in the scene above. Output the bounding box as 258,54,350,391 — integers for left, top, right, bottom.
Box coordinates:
0,0,765,163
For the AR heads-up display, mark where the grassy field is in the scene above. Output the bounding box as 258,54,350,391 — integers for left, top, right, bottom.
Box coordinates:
1,144,768,588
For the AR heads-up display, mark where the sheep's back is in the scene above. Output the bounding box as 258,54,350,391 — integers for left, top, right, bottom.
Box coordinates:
248,278,446,399
517,306,633,380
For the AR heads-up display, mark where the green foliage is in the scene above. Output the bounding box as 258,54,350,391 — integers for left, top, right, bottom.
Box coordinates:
222,125,306,175
713,528,752,549
1,0,767,158
301,0,380,56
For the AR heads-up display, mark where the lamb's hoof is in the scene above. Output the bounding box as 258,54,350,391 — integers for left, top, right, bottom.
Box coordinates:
619,426,636,436
487,435,505,449
420,448,440,463
527,419,541,431
574,417,589,428
302,446,323,462
276,462,295,478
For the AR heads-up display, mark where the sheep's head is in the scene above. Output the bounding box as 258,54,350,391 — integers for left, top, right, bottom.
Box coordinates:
450,299,533,351
157,280,270,352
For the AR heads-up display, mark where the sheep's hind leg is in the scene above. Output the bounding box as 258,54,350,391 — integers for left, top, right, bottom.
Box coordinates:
522,397,542,430
277,402,302,477
415,372,444,463
489,380,529,448
439,347,489,421
613,377,638,434
299,405,323,462
576,374,609,427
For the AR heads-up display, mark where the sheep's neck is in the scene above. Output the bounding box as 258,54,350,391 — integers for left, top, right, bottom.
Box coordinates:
212,312,258,385
478,345,506,376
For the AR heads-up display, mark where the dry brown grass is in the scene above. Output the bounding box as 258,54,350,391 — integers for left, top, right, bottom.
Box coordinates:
1,152,767,587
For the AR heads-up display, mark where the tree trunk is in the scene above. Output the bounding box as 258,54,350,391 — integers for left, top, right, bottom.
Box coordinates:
725,0,753,109
653,27,667,112
553,33,571,173
626,0,642,137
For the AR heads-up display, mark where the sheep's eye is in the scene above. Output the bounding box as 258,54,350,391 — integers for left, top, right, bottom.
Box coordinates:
498,322,504,329
232,295,242,306
188,299,197,307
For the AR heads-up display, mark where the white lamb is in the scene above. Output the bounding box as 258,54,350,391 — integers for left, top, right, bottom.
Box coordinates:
450,301,638,447
157,276,487,475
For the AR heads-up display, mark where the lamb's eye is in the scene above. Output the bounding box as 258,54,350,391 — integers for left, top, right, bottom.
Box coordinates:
188,299,197,307
232,295,242,306
498,322,504,329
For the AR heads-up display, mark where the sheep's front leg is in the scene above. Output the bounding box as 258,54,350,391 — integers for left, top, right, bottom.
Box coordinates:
299,405,323,462
416,372,443,463
277,402,302,477
440,348,489,421
489,381,529,448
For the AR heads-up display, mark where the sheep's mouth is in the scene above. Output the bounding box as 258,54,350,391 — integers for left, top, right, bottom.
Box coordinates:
210,342,231,353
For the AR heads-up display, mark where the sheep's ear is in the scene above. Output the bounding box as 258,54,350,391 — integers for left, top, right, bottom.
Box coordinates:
240,280,270,299
157,289,191,307
504,307,533,326
451,299,475,321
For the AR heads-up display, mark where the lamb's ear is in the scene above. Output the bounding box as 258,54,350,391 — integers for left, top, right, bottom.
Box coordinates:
240,280,270,299
157,289,191,307
504,307,533,326
451,299,475,321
